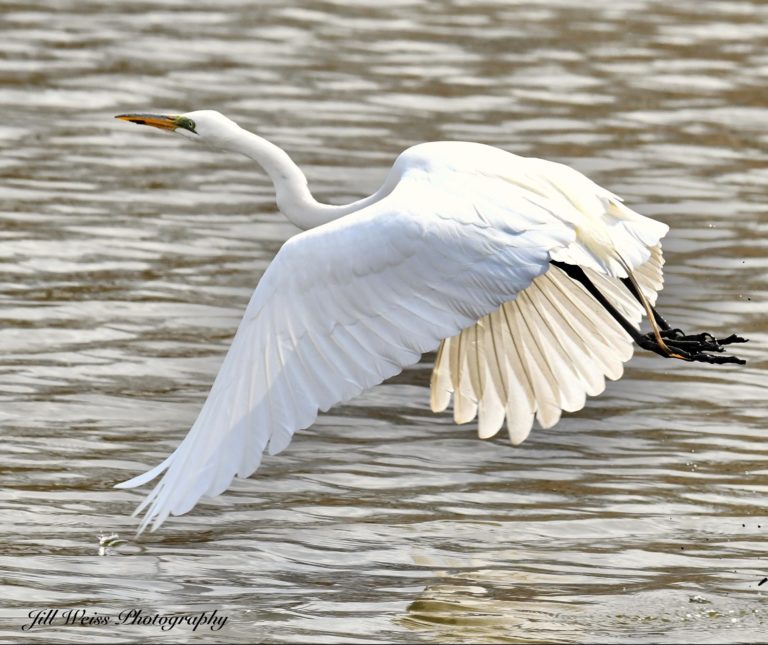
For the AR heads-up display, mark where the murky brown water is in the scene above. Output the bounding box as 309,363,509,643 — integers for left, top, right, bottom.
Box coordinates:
1,0,767,642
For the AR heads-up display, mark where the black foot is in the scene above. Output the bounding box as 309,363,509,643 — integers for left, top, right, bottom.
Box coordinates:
638,328,748,365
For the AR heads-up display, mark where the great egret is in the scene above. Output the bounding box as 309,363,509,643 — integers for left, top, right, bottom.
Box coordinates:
115,110,747,534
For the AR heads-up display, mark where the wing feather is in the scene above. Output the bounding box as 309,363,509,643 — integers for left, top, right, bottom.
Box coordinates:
430,247,664,442
117,166,574,533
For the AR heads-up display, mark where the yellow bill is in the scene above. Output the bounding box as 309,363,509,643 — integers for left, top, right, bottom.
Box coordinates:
115,113,179,131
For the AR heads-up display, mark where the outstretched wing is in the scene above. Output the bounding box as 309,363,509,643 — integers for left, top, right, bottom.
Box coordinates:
117,164,576,533
430,245,665,442
428,153,669,444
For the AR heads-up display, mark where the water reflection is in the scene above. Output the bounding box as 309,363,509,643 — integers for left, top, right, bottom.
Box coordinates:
1,0,766,642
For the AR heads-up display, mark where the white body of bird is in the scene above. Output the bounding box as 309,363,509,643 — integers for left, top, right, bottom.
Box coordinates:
116,111,670,534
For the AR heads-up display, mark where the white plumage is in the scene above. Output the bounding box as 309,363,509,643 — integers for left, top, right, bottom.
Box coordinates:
431,245,665,443
115,111,670,534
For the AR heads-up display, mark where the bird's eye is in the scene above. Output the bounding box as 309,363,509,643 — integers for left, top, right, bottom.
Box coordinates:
175,116,197,133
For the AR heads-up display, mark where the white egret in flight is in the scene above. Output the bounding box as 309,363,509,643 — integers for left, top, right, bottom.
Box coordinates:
115,110,747,534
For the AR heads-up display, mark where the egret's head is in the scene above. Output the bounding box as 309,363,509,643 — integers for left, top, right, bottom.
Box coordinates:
115,110,241,146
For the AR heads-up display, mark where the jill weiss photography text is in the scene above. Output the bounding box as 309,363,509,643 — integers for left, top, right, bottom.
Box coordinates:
22,608,228,632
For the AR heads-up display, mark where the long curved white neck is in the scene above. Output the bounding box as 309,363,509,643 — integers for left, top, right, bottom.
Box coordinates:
222,126,390,230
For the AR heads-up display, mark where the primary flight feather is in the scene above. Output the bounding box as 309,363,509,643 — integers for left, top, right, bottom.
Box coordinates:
115,110,746,534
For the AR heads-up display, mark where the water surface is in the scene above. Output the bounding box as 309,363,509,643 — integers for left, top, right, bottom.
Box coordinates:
1,0,766,642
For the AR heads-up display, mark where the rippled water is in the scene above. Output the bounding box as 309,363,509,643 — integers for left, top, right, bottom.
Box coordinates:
1,0,767,642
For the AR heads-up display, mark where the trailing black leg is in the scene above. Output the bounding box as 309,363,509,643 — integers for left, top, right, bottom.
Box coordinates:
549,260,748,365
550,260,649,344
617,275,747,358
620,276,670,331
